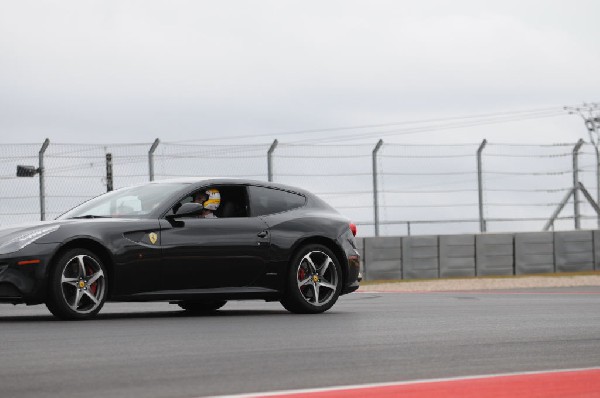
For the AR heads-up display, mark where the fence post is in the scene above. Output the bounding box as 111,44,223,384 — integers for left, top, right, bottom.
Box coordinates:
582,113,600,227
543,188,575,231
573,138,584,229
267,139,278,182
593,120,600,229
593,145,600,228
372,139,384,237
148,138,160,181
477,139,487,232
106,153,113,192
38,138,50,221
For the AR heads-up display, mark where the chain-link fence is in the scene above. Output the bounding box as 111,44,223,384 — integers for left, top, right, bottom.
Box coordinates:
1,139,599,236
0,144,40,226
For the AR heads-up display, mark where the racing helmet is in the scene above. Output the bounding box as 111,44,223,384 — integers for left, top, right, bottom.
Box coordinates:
202,188,221,211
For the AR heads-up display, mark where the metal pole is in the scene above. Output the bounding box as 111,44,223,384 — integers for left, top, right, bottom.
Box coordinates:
595,145,600,228
565,105,600,227
573,139,584,229
578,182,600,216
372,139,384,237
38,138,50,221
267,139,278,182
148,138,160,181
106,153,113,192
407,221,411,236
543,188,575,231
477,139,487,233
583,117,600,228
590,123,600,228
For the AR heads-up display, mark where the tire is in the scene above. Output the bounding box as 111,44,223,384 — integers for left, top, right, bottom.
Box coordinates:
45,248,108,320
178,300,227,313
280,244,342,314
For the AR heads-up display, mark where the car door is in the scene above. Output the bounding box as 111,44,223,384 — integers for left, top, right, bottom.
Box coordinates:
158,188,270,291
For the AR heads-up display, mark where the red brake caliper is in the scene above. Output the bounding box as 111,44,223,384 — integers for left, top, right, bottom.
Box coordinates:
298,267,306,282
87,266,98,295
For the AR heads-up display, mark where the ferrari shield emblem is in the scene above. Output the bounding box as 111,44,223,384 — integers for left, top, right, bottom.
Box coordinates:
149,232,158,245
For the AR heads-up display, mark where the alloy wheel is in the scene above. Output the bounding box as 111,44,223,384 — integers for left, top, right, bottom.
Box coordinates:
60,254,106,314
296,250,339,307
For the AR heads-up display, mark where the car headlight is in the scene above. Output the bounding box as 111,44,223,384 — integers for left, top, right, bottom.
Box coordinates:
0,225,60,255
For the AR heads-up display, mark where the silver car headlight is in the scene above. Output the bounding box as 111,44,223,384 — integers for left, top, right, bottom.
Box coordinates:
0,225,60,255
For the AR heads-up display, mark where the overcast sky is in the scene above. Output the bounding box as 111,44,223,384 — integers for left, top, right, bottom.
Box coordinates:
0,0,599,145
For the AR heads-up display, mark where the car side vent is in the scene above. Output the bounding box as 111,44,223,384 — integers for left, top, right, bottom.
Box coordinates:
0,263,7,274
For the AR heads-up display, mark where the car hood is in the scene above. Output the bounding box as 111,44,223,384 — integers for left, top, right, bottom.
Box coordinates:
0,221,64,240
0,218,144,240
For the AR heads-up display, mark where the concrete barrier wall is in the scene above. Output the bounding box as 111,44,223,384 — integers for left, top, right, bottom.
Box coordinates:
362,237,402,280
402,236,438,279
594,231,600,271
360,230,598,281
554,231,594,272
475,234,514,276
439,234,475,277
515,232,554,275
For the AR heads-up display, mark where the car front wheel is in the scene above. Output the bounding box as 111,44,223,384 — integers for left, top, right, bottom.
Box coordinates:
281,244,342,314
45,248,108,320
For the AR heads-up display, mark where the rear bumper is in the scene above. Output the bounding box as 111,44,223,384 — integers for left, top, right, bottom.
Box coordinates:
337,232,361,295
342,279,360,294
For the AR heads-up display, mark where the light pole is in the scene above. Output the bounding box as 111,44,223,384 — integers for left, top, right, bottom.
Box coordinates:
565,103,600,227
372,139,384,236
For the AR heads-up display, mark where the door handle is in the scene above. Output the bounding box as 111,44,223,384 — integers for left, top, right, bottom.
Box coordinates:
257,230,269,238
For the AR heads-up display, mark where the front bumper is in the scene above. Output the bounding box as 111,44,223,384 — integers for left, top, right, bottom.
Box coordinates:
0,243,56,304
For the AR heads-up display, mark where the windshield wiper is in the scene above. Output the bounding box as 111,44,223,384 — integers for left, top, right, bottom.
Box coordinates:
69,215,113,219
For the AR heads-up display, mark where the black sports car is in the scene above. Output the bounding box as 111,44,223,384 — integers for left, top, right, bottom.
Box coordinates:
0,178,361,319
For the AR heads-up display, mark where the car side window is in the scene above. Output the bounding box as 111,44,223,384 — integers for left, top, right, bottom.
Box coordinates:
164,185,250,218
248,186,306,216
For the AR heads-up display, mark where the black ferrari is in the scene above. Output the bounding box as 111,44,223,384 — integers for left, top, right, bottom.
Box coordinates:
0,178,361,319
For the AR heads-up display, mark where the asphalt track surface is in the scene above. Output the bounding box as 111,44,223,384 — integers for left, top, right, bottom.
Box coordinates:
1,287,600,398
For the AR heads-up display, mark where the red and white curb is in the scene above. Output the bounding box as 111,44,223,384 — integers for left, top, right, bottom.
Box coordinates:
207,367,600,398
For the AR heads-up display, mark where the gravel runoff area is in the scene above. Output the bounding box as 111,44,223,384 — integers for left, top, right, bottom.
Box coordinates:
358,272,600,292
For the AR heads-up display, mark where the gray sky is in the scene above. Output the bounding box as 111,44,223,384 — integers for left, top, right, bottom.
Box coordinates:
1,0,599,145
1,0,600,233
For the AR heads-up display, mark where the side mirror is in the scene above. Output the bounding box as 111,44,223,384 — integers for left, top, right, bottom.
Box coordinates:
167,202,203,219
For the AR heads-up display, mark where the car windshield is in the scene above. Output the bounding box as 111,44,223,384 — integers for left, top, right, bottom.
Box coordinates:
57,183,189,219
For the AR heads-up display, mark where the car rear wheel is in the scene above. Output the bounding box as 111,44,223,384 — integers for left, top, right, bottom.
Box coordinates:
281,244,342,314
45,248,108,320
178,300,227,313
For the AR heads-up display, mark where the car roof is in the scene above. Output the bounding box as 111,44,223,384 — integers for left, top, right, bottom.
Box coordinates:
149,177,312,196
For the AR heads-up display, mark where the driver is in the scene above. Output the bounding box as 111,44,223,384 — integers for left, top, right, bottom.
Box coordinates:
193,188,220,218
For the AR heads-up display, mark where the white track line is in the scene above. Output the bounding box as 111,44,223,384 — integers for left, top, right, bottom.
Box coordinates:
204,366,600,398
356,290,600,294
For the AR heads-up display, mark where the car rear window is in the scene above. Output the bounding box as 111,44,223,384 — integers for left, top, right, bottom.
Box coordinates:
248,186,306,216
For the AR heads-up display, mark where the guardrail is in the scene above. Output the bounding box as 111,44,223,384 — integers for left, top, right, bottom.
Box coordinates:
356,230,599,280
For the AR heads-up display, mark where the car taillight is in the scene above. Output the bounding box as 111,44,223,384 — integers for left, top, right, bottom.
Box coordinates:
349,222,357,236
